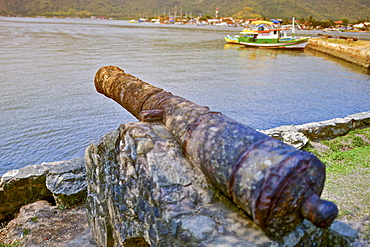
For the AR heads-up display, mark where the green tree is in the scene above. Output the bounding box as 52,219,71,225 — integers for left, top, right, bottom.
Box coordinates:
316,19,333,28
66,8,77,17
305,15,316,28
354,18,370,23
199,14,213,21
298,17,306,24
340,18,350,26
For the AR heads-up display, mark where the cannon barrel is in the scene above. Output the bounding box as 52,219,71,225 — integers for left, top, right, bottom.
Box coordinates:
94,66,338,238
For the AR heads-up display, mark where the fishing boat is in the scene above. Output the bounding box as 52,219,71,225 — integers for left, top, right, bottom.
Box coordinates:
224,28,257,44
224,35,240,44
224,18,309,49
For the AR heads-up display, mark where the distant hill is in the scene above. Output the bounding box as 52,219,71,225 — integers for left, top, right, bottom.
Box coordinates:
1,0,369,21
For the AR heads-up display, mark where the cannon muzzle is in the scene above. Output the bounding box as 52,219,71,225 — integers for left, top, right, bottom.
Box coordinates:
94,66,338,238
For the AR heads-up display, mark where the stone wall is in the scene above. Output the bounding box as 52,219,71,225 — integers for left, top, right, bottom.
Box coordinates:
260,111,370,149
0,158,87,223
85,121,357,247
307,39,370,69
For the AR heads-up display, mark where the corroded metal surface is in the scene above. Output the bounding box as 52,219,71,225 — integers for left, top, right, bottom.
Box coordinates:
94,66,338,239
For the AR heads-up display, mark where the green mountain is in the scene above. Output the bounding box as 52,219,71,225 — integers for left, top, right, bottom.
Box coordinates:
1,0,369,21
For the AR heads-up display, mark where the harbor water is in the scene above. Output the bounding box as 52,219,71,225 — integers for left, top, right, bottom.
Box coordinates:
0,17,369,175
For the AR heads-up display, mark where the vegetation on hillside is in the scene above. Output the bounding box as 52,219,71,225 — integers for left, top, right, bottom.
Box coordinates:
0,0,369,22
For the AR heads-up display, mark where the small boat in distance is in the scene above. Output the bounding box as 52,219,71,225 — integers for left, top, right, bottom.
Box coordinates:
224,18,309,49
224,35,240,44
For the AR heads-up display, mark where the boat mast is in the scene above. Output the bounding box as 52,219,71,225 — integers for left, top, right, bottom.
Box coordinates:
292,17,295,38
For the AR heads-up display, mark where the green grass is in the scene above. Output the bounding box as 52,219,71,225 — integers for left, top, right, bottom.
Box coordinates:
29,217,38,223
0,241,22,247
304,127,370,242
305,128,370,174
325,146,370,174
22,229,30,236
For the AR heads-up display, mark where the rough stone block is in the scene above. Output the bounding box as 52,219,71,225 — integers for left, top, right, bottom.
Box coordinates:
0,157,87,223
85,122,356,246
259,125,308,149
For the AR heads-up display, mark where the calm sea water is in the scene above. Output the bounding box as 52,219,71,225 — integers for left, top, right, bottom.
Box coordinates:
1,17,369,175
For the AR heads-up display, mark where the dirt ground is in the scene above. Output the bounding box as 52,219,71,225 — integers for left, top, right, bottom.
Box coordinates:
0,200,96,247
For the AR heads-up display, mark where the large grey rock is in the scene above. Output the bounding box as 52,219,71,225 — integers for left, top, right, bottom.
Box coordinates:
85,121,356,247
85,122,274,246
330,221,359,242
0,157,86,222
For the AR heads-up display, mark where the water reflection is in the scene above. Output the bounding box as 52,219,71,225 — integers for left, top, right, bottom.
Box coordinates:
223,43,244,49
305,48,370,76
223,44,308,60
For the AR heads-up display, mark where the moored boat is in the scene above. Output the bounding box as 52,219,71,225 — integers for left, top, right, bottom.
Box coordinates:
224,18,309,49
239,29,309,49
224,29,257,44
224,35,240,44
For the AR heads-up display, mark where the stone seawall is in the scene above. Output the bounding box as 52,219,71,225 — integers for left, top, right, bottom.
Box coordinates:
307,39,370,69
260,111,370,149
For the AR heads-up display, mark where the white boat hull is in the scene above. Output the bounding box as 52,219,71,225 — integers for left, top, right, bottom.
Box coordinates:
240,39,308,49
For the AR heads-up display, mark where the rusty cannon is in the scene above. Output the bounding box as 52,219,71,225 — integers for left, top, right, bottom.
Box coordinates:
94,66,338,239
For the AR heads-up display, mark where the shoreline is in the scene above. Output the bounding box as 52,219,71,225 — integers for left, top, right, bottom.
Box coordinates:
2,16,370,40
306,38,370,69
